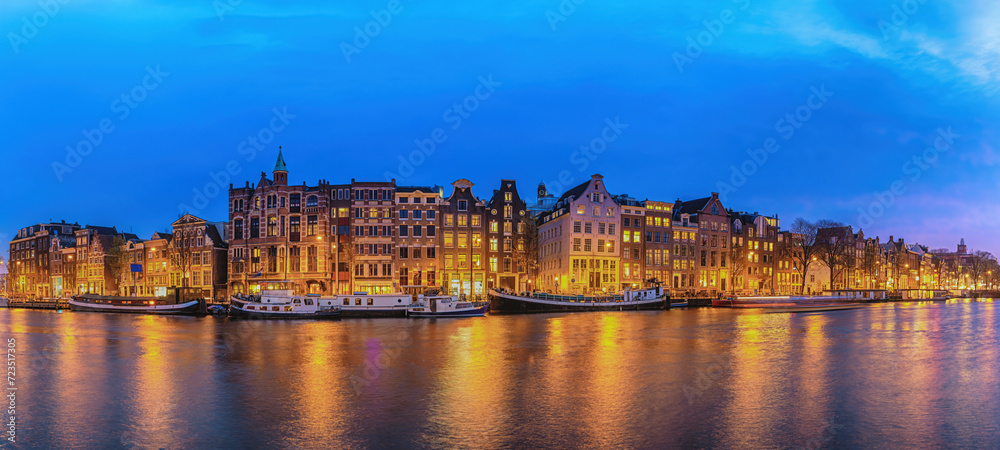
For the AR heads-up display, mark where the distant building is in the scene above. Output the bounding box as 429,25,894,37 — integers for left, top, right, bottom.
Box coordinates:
643,200,674,292
350,179,397,294
169,214,229,301
528,181,557,216
730,211,779,295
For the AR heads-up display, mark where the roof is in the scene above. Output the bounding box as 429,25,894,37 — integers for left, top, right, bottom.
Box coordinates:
274,149,287,172
556,180,590,203
676,197,712,215
397,186,438,194
84,225,118,235
205,224,228,248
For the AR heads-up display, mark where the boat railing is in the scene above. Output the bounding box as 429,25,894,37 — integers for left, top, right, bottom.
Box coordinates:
496,290,650,304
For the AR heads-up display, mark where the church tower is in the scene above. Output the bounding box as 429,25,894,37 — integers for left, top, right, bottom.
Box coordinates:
273,147,288,186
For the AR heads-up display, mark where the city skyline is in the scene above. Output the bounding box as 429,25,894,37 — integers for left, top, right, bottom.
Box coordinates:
3,0,998,257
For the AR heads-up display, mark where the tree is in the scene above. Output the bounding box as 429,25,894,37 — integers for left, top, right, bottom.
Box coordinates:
967,251,995,290
104,236,131,295
814,222,851,290
514,214,539,290
729,240,748,294
169,235,194,288
860,241,881,290
785,218,829,295
340,243,357,294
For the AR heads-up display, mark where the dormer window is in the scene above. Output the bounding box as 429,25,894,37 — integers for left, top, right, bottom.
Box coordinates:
591,193,600,203
711,205,718,215
458,200,468,211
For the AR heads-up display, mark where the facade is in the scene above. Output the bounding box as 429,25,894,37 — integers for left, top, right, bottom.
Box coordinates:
395,186,443,294
537,174,621,294
485,180,530,291
674,193,731,296
7,221,80,299
643,200,674,291
439,179,488,296
74,226,138,296
671,211,699,295
228,150,338,295
350,180,397,294
170,214,229,301
615,195,646,290
730,212,779,295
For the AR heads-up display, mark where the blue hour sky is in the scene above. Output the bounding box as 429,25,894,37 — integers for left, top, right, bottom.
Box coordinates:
1,0,998,262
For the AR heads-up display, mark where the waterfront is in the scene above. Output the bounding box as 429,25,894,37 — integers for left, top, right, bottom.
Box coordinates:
3,301,1000,448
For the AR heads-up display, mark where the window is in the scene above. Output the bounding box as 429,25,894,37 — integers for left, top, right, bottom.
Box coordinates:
598,223,606,235
458,200,468,211
234,219,243,240
458,215,467,226
584,222,593,234
399,247,408,259
577,205,585,215
458,232,468,248
400,210,409,219
573,238,581,251
427,210,436,219
307,216,317,236
597,240,605,252
307,247,317,272
445,215,454,226
574,221,582,233
290,194,301,212
444,232,454,247
413,210,422,219
250,218,260,239
267,217,277,237
490,238,498,251
413,226,422,237
472,215,481,227
609,224,615,236
399,225,408,237
427,225,436,237
584,239,592,252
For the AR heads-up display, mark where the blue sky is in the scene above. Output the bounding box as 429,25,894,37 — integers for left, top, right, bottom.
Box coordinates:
1,0,998,263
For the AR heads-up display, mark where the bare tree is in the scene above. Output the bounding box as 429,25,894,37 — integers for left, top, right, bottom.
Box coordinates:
785,218,828,295
815,222,851,290
104,236,131,295
729,239,748,295
967,251,995,290
169,235,194,288
860,241,881,289
341,243,357,294
514,214,539,289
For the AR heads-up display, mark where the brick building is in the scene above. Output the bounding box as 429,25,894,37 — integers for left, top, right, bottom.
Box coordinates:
440,179,487,296
395,186,443,294
350,179,397,294
228,150,338,295
674,193,730,296
485,179,529,291
615,195,646,290
643,200,673,291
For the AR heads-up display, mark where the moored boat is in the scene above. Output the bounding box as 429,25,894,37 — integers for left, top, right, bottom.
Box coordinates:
488,286,668,314
70,287,206,315
332,292,416,318
229,290,341,319
407,295,489,318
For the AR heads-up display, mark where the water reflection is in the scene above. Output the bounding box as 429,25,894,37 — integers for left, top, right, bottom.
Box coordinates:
2,302,1000,448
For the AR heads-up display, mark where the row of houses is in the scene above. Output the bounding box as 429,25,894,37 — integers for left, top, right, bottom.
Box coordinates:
6,150,997,300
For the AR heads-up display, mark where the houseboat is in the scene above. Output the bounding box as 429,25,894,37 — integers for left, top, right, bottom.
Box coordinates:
332,292,417,318
407,295,489,318
229,282,341,319
70,287,206,315
488,286,668,314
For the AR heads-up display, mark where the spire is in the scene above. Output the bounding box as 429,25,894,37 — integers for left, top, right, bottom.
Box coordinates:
274,146,288,172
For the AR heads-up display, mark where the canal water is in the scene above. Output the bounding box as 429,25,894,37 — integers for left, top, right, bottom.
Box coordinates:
3,300,1000,449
